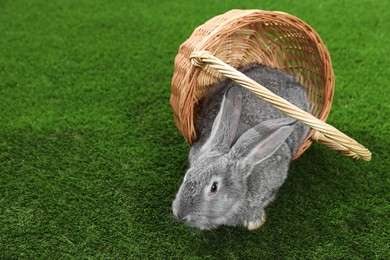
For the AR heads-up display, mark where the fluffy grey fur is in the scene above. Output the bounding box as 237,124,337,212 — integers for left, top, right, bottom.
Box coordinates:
172,64,310,230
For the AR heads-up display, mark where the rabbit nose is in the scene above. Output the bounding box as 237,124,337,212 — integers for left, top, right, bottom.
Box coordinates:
174,210,189,222
173,207,182,219
180,215,189,222
179,215,191,224
176,212,187,221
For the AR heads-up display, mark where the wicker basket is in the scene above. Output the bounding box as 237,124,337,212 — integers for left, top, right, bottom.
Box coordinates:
170,9,371,161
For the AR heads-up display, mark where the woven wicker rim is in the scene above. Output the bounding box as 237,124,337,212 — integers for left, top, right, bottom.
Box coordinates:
170,9,371,161
190,51,372,160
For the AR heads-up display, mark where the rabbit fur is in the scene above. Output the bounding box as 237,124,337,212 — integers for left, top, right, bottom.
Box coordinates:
172,64,311,230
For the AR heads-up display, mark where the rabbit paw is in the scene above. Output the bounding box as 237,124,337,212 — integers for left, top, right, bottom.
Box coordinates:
245,213,266,230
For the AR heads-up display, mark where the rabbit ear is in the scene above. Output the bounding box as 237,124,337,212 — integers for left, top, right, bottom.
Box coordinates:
201,87,243,153
232,118,297,167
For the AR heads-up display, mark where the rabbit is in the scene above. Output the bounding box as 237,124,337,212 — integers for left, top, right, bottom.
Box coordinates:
172,64,311,230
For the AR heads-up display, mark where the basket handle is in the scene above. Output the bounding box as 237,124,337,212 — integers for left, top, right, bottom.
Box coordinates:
190,51,372,161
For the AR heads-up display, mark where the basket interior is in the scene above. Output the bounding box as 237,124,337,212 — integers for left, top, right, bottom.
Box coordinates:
171,10,334,159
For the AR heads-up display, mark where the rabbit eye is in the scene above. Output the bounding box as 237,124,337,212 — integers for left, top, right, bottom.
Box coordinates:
210,182,218,193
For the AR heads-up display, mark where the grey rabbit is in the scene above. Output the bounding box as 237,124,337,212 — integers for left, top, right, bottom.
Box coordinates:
172,64,311,230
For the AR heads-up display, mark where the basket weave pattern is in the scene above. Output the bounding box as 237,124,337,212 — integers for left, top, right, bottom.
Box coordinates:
171,9,371,160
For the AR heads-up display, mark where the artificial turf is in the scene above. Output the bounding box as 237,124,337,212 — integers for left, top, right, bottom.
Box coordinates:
0,0,389,258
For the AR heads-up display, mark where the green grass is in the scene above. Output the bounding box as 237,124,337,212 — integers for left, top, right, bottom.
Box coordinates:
0,0,389,258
